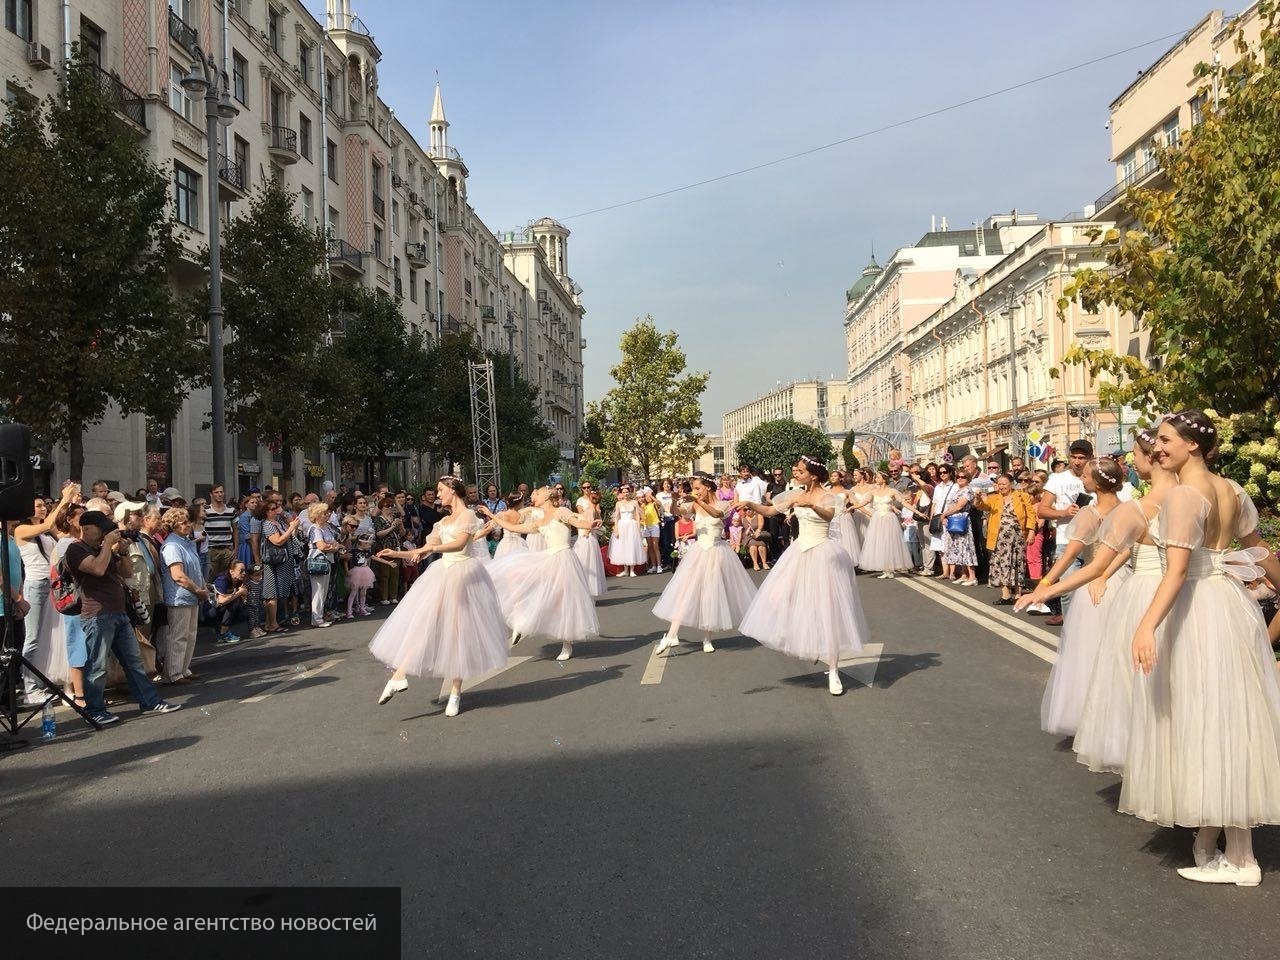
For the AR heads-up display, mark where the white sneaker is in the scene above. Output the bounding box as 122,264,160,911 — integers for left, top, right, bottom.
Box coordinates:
1177,853,1261,887
657,566,664,574
444,693,461,718
556,643,573,662
828,670,844,696
1028,602,1051,614
378,677,408,705
380,600,391,606
312,620,331,629
702,639,715,653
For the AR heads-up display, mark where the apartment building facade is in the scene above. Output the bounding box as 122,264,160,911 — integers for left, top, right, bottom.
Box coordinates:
2,0,584,495
721,380,850,468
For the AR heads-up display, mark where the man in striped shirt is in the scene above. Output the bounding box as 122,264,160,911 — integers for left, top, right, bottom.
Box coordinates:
205,483,238,584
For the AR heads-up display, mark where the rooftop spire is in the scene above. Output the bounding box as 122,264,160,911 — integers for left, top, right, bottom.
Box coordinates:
430,80,447,126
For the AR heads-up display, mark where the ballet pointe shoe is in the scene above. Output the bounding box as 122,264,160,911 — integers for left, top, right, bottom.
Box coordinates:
509,629,521,648
702,639,715,653
828,669,844,696
378,677,408,705
444,693,461,717
656,634,678,655
556,642,573,661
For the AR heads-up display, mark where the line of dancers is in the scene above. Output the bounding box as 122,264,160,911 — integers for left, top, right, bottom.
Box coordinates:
1016,410,1280,887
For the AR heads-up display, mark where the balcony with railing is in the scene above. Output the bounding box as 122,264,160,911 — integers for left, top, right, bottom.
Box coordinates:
267,125,299,164
217,153,246,199
426,145,462,161
1094,155,1160,214
405,241,429,268
327,238,364,277
371,194,385,219
331,13,372,36
168,8,199,56
442,315,464,336
480,305,496,321
87,63,147,132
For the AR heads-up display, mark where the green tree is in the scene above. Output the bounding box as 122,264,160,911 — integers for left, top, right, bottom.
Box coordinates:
1061,6,1280,418
327,285,433,477
586,316,709,478
840,431,861,470
0,53,202,478
219,175,333,480
735,419,834,472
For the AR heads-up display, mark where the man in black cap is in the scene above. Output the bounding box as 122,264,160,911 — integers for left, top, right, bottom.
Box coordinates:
1035,438,1094,625
64,511,180,725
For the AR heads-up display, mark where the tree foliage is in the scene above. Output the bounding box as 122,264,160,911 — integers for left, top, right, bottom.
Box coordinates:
585,316,708,479
735,419,834,472
219,175,334,472
840,430,861,470
0,52,202,478
327,285,433,474
1062,5,1280,418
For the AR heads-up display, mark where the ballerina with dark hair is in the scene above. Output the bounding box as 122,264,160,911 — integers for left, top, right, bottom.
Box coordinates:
652,473,757,655
492,491,529,559
735,456,871,696
369,477,509,718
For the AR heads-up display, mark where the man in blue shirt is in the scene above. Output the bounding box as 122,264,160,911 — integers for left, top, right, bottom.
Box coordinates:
157,507,207,684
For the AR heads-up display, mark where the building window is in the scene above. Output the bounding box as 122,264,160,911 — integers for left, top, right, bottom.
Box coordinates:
371,161,384,218
391,199,399,235
324,71,336,109
233,135,249,188
326,138,337,181
267,6,281,52
169,62,195,123
79,17,104,67
408,268,417,303
1162,114,1180,149
326,205,338,239
5,0,33,40
298,113,312,160
300,185,313,226
232,51,248,105
1190,92,1207,127
297,40,312,87
373,225,383,260
1119,149,1138,182
174,163,200,228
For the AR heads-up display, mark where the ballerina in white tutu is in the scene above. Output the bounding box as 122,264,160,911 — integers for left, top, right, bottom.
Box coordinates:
1036,457,1126,737
522,499,548,553
856,471,914,577
491,491,529,560
369,477,509,718
736,456,872,696
1016,429,1174,773
608,483,646,576
827,481,864,567
652,473,757,656
573,482,607,598
483,487,602,662
1122,410,1280,887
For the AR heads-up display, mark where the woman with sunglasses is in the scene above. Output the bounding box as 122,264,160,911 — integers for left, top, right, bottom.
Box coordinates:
573,481,606,597
608,484,645,577
735,456,871,696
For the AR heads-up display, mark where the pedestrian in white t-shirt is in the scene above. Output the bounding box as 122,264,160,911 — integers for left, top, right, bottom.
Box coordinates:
734,465,768,505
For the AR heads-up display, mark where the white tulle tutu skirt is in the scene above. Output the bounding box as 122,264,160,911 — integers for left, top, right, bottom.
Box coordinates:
1041,573,1127,736
525,531,546,552
739,540,870,665
652,540,756,632
346,564,375,589
1120,576,1280,828
859,512,913,572
574,534,606,597
493,534,527,559
609,517,645,565
488,547,600,643
1073,569,1156,774
367,556,508,680
468,538,491,564
830,512,861,566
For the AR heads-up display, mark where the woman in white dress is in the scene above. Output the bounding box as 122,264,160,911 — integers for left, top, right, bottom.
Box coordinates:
652,474,757,655
608,484,646,576
850,469,873,550
1016,430,1174,773
522,499,548,553
1037,458,1126,737
572,485,607,598
736,456,872,696
827,483,864,567
484,488,602,662
492,492,529,560
370,477,509,718
857,471,914,578
1124,410,1280,886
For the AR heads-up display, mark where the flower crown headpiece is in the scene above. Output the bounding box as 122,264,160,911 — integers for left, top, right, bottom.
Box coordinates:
1088,457,1121,484
1168,412,1215,436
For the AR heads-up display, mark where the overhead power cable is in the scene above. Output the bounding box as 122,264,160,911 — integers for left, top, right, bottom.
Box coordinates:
560,28,1191,222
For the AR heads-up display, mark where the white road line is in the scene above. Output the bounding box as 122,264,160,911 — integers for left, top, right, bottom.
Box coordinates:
439,655,532,699
897,579,1057,665
640,643,668,685
909,577,1062,649
240,657,345,704
839,642,885,687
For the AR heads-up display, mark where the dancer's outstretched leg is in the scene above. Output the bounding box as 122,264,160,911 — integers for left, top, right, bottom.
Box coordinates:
378,666,409,704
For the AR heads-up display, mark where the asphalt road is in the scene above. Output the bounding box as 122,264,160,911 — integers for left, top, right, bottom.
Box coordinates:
3,569,1279,959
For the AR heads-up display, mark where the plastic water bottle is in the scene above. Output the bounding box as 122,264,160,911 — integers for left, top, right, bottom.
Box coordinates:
41,702,56,740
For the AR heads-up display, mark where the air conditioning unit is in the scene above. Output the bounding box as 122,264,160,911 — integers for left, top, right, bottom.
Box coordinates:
27,42,53,70
423,207,434,220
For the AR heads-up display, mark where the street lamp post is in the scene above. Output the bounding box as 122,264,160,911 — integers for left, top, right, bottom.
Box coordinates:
181,51,239,489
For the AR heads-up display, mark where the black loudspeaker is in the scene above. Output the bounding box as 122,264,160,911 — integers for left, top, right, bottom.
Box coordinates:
0,423,34,522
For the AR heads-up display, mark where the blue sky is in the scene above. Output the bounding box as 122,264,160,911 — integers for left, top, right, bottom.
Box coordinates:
324,0,1218,429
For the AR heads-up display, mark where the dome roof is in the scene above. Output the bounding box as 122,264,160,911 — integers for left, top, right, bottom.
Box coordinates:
531,216,567,231
846,257,882,303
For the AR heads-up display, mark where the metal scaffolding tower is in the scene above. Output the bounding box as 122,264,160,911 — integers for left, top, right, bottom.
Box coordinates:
468,359,501,495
